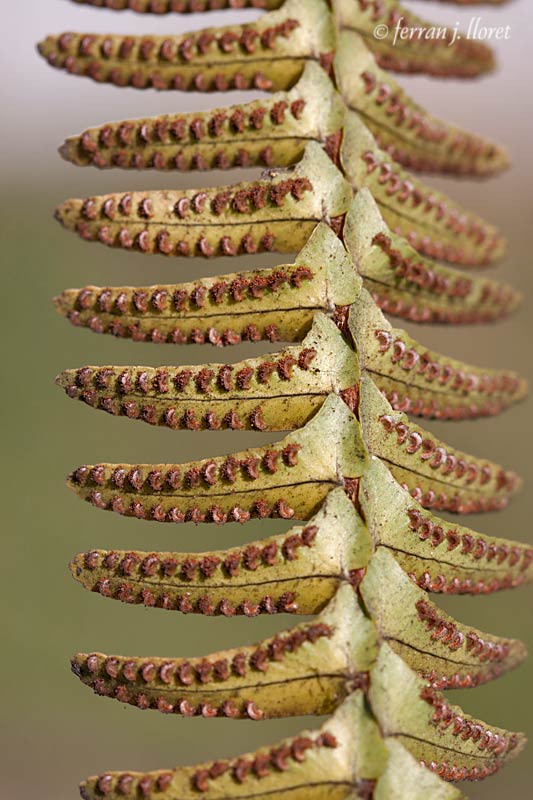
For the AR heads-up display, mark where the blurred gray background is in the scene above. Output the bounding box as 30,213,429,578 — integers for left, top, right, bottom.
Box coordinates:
1,1,532,798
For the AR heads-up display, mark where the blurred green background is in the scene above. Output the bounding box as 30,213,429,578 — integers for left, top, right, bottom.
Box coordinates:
1,1,532,798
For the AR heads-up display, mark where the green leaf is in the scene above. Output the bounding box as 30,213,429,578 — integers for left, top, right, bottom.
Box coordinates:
59,62,344,172
369,644,525,779
348,285,526,420
56,313,360,432
336,31,507,177
375,740,465,800
345,191,520,324
38,0,336,92
71,584,371,719
70,487,371,616
53,221,360,345
358,374,520,513
361,548,527,688
360,456,533,595
77,691,383,800
66,393,367,524
341,114,505,266
54,142,350,259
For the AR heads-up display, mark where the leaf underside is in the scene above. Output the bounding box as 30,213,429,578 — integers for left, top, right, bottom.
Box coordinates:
58,47,507,180
49,0,495,85
44,1,529,798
